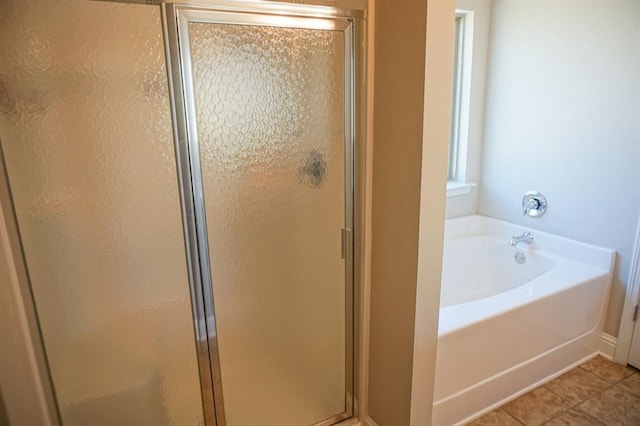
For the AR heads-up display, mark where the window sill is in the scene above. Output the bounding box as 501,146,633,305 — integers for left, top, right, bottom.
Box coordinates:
447,182,476,198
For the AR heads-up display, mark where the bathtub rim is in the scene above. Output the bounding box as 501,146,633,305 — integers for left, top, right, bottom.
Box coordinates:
444,215,615,273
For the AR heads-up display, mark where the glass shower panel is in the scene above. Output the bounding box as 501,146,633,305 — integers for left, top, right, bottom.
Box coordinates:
190,22,346,425
0,2,204,425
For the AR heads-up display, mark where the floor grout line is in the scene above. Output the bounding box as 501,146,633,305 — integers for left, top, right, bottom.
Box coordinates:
503,409,524,425
540,383,604,425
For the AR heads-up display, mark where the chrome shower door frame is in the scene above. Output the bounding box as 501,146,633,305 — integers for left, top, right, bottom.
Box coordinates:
162,2,359,425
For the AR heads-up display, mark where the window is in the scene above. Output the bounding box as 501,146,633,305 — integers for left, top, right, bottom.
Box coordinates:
449,14,464,181
447,10,476,197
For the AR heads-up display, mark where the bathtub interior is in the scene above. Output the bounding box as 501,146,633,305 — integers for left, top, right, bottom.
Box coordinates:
440,236,557,308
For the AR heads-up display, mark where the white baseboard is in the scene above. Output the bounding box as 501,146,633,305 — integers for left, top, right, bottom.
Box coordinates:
599,332,617,360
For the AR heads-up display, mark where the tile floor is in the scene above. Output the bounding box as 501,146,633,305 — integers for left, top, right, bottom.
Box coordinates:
467,356,640,425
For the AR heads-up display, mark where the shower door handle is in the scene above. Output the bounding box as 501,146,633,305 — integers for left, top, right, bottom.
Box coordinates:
341,228,352,260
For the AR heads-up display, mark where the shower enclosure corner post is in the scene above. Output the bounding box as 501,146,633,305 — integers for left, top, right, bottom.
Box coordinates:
161,4,225,425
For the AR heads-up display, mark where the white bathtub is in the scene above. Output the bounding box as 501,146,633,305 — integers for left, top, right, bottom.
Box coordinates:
432,215,615,425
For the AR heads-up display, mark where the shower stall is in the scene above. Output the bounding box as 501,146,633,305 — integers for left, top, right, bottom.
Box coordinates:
0,1,366,425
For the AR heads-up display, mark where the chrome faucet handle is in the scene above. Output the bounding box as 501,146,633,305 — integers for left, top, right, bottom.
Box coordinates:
522,199,539,215
522,191,547,217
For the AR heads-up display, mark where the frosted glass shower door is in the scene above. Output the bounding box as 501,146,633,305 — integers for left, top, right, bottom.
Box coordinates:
0,2,206,425
167,6,355,426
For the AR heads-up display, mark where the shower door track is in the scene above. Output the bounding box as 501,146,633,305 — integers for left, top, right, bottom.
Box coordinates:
161,2,360,425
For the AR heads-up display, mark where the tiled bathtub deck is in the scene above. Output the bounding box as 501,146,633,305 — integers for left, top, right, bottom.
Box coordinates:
467,356,640,425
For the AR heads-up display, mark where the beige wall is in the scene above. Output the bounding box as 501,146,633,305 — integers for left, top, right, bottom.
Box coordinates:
367,0,450,424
